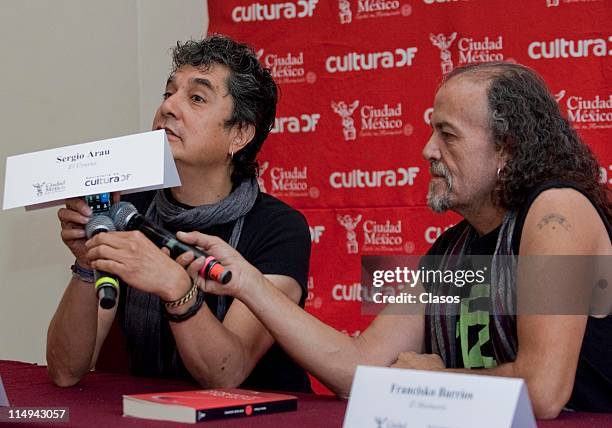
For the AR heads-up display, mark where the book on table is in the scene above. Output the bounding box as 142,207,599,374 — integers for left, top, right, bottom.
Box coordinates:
123,388,297,423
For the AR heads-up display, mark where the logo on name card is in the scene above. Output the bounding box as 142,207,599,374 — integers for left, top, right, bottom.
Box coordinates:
374,416,407,428
32,180,66,197
33,182,45,197
83,173,132,188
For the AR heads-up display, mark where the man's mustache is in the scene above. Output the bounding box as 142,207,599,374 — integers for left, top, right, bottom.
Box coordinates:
429,161,452,191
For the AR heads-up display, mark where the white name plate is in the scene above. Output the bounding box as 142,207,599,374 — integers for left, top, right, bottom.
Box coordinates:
343,366,535,428
3,130,180,210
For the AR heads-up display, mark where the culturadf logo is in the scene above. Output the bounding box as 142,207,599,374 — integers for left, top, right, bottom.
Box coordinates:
325,47,418,74
231,0,319,22
329,167,420,189
271,113,321,134
528,36,612,60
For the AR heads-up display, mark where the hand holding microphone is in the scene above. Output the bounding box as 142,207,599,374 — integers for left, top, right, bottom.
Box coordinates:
85,215,120,309
58,197,95,268
175,230,259,302
109,202,232,284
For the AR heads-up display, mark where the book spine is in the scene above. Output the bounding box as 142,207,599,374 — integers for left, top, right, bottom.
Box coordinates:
196,399,297,422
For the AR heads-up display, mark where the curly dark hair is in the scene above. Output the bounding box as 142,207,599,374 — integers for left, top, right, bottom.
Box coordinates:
445,62,611,221
171,35,278,183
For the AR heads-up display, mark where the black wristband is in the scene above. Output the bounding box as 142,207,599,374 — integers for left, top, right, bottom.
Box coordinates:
71,260,94,283
163,288,205,323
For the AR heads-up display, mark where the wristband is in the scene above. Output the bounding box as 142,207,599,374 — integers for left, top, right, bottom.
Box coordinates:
163,288,205,323
161,279,198,309
71,260,94,283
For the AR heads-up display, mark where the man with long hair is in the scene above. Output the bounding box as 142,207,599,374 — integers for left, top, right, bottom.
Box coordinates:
179,62,611,418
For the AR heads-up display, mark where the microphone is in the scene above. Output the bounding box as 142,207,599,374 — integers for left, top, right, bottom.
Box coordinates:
85,215,120,309
109,202,232,284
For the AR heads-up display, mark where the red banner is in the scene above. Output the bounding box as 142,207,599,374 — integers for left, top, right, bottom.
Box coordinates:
208,0,612,393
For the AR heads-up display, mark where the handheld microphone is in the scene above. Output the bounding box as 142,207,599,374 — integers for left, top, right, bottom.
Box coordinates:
85,215,120,309
109,202,232,284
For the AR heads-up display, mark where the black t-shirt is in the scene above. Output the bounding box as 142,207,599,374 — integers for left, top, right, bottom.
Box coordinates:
117,189,312,392
426,181,612,412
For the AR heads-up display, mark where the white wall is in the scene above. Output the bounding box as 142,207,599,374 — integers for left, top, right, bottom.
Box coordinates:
137,0,208,131
0,0,208,364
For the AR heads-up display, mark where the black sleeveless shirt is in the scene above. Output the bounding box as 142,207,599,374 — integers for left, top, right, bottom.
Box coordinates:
515,181,611,412
427,180,611,412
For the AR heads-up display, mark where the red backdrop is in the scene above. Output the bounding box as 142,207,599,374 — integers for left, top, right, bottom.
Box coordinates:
207,0,612,393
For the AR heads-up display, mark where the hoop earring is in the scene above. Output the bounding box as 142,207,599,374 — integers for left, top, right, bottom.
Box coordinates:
496,167,501,178
230,146,235,160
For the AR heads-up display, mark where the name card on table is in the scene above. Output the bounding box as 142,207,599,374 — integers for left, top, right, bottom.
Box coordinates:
2,130,180,210
343,366,535,428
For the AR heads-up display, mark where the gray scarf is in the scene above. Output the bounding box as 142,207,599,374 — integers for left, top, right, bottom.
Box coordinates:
146,177,259,244
123,178,259,376
427,211,518,368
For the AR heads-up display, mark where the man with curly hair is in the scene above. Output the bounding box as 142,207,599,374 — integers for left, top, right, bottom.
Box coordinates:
47,35,312,392
179,62,611,419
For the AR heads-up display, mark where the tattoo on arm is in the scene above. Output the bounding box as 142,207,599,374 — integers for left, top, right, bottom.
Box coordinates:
537,213,571,231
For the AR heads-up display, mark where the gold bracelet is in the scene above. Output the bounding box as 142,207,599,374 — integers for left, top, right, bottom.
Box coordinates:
162,279,198,309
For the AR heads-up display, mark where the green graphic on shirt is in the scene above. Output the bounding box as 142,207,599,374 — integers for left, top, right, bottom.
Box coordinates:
456,283,497,369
